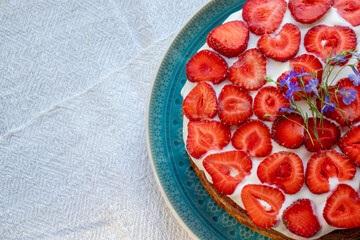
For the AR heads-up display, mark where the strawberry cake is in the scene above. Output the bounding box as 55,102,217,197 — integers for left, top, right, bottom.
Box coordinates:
181,0,360,239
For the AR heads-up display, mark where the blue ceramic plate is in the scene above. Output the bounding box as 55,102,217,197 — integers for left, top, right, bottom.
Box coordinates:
147,1,270,239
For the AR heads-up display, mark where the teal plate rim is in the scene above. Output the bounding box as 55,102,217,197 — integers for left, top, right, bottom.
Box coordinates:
146,1,269,239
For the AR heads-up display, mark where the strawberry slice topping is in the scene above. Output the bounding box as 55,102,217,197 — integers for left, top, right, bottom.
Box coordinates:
253,86,290,122
207,21,250,58
271,113,305,149
218,84,253,126
182,82,218,121
257,151,304,194
232,120,272,157
334,0,360,27
290,53,323,81
282,199,321,238
317,78,360,126
289,0,332,24
186,120,231,159
203,151,252,195
228,48,267,91
324,184,360,228
257,23,301,62
304,117,340,152
241,184,285,229
304,25,357,63
186,50,228,84
306,150,356,194
340,125,360,166
242,0,287,35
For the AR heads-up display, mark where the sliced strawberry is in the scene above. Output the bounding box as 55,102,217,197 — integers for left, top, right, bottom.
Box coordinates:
182,82,217,121
257,151,304,194
203,151,252,195
290,54,323,81
186,50,228,84
228,48,267,91
276,71,307,101
339,125,360,166
289,0,332,24
324,184,360,228
306,150,356,194
218,84,253,126
242,0,287,35
207,21,249,58
271,113,305,149
241,184,285,228
304,25,357,63
334,0,360,27
186,120,231,159
232,120,272,157
257,23,301,62
282,199,321,238
317,78,360,126
304,117,340,152
253,86,290,122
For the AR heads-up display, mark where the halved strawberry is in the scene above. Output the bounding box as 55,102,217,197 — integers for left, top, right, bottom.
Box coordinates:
257,23,301,62
242,0,287,35
203,151,252,195
289,0,332,24
253,86,290,122
306,150,356,194
334,0,360,27
290,54,323,81
241,184,285,228
218,84,253,126
304,25,357,63
232,120,272,157
186,50,228,84
228,48,267,91
271,113,305,149
303,117,340,152
186,120,231,159
182,82,218,121
282,199,321,238
339,125,360,166
317,78,360,126
324,184,360,228
207,21,249,58
257,151,304,194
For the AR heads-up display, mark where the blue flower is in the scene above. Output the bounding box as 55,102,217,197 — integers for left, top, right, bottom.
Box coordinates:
285,81,302,102
304,78,319,96
277,107,294,113
349,66,360,86
329,52,347,63
279,71,297,87
321,94,336,113
338,87,357,105
285,71,298,81
279,78,288,86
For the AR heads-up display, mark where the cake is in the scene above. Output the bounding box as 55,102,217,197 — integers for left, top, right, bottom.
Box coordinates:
181,0,360,239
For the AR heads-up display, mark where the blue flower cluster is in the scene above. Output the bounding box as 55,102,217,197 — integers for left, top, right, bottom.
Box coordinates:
278,51,360,117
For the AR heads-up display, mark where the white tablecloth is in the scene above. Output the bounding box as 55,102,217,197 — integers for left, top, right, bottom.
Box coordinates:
0,1,210,239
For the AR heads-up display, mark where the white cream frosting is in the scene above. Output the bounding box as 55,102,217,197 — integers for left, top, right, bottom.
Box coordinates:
181,1,360,239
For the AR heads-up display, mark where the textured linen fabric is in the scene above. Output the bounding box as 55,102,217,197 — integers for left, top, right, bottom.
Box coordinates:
0,0,210,239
